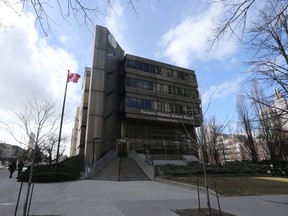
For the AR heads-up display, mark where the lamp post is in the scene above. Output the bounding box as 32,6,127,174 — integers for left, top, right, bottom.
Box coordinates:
163,139,167,159
174,141,180,160
187,139,192,155
92,138,100,165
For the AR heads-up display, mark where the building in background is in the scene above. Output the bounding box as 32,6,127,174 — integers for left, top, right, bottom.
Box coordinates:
71,25,202,169
0,143,24,164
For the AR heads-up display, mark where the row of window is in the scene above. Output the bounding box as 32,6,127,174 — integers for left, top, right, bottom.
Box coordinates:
126,97,200,115
126,77,199,98
126,60,197,82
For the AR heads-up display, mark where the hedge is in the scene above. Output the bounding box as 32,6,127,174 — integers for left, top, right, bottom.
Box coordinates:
161,161,268,176
19,164,81,183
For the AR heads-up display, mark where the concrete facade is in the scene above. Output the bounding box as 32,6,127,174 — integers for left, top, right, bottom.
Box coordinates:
71,25,202,169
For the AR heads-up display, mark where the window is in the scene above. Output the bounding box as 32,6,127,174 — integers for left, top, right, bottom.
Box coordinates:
175,104,181,114
187,106,192,115
192,90,197,98
183,73,189,81
126,97,155,110
143,80,152,90
126,60,157,74
185,89,191,97
176,87,185,96
126,97,137,108
179,105,183,114
143,63,150,72
144,100,154,110
170,104,175,113
136,79,143,88
157,102,165,112
137,98,144,109
157,83,162,92
193,75,197,82
164,103,170,112
149,65,156,73
168,85,174,94
127,77,136,88
154,66,159,74
127,60,137,69
183,106,187,114
136,62,143,71
166,69,173,77
162,84,169,93
160,68,167,76
188,75,194,82
173,71,180,79
193,107,200,115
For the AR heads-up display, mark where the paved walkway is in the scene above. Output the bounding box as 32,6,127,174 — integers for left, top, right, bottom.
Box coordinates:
0,170,288,216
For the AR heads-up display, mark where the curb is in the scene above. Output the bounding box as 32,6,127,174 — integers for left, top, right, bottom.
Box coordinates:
155,177,218,196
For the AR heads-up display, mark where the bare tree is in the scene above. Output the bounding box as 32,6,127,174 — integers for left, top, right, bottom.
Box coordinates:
212,0,288,44
251,83,288,162
43,134,67,165
1,0,139,35
6,98,59,216
204,116,229,165
236,93,259,162
214,1,288,101
247,2,288,93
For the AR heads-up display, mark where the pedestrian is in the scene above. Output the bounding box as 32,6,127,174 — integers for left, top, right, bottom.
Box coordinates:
8,160,17,178
17,160,24,178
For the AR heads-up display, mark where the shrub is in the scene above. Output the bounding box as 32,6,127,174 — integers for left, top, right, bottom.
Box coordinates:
19,164,81,183
259,160,288,176
60,155,83,171
161,161,268,176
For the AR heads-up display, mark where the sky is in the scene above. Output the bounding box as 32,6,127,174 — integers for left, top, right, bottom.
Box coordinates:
0,0,256,155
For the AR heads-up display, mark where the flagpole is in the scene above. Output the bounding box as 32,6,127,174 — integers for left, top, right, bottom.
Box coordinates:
56,70,69,164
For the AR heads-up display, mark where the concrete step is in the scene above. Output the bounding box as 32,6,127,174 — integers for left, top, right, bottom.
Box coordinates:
118,158,150,181
92,158,120,181
93,157,150,181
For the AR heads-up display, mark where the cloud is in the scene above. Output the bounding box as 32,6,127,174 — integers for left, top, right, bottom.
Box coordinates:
104,0,128,49
0,2,80,151
201,77,244,107
158,2,239,68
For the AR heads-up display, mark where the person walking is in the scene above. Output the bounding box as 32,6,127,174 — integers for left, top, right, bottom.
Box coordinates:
8,160,17,178
17,160,24,178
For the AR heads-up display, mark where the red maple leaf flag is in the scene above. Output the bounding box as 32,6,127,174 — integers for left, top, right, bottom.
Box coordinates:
67,72,81,83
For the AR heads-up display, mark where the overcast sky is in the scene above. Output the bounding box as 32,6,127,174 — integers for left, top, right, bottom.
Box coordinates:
0,0,259,154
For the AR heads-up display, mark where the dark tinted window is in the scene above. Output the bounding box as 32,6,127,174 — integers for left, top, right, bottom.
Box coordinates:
127,60,137,69
143,63,150,72
144,100,153,110
150,65,156,73
126,97,137,108
127,77,136,87
143,80,153,90
136,79,143,88
137,98,144,108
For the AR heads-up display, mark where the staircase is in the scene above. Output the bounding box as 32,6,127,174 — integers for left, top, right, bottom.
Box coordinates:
93,157,150,181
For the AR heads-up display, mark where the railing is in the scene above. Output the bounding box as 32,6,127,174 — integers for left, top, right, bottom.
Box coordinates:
129,150,155,181
85,150,116,178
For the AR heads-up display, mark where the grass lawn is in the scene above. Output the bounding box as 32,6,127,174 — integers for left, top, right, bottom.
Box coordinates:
161,175,288,196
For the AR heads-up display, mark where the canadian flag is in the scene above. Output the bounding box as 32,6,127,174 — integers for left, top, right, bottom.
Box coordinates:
67,72,81,83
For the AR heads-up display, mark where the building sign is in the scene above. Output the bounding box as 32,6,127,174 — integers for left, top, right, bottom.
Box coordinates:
140,110,194,122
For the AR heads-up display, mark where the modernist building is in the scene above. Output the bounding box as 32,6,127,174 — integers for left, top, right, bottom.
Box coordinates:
71,25,202,168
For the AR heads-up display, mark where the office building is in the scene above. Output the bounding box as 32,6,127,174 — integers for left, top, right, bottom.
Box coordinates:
71,25,202,168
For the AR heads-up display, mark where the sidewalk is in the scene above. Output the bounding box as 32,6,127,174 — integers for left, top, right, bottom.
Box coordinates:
0,170,287,216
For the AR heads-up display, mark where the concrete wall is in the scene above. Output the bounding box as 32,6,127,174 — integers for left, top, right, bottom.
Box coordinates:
84,25,125,167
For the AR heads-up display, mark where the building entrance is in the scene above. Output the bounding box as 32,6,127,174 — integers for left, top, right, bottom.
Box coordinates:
117,141,128,157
